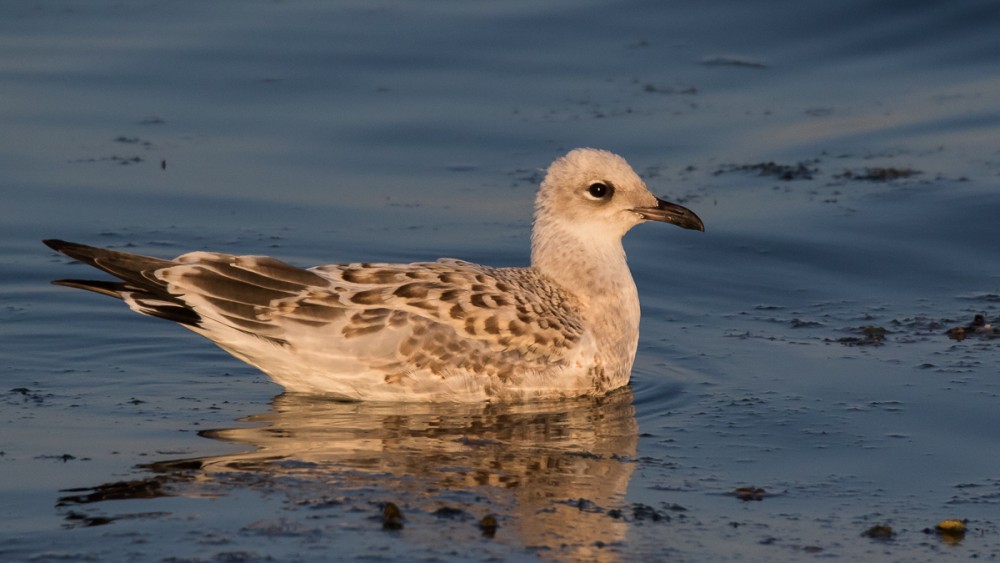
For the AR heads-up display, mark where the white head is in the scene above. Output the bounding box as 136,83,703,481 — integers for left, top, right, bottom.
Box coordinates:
531,148,703,274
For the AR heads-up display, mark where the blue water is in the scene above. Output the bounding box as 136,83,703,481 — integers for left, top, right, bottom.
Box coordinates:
2,0,999,560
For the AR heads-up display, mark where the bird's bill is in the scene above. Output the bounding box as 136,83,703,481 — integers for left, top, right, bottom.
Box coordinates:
632,198,705,232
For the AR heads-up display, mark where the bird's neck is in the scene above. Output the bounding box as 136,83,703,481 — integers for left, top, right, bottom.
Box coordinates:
530,218,640,322
530,215,644,391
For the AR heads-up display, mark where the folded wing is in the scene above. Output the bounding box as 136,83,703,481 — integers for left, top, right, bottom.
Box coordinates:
44,240,586,394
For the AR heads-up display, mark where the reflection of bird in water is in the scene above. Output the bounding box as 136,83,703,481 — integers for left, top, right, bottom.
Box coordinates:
45,148,703,402
59,389,640,561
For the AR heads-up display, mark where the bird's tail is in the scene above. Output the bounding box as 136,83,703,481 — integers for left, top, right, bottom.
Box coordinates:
44,239,200,326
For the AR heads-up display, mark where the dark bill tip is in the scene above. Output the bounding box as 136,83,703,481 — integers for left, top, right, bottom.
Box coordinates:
632,198,705,232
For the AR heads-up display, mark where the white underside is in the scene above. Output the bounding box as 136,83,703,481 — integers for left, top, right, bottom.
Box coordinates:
186,322,599,403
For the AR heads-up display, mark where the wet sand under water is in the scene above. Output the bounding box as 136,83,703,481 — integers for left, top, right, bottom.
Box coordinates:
2,0,999,561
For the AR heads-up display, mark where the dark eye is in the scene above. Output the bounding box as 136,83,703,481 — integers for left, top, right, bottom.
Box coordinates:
588,182,612,199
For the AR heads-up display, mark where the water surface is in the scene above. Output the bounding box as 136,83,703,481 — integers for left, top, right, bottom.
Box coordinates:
2,0,999,560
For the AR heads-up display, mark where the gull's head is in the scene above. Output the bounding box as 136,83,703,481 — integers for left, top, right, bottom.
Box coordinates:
534,148,704,241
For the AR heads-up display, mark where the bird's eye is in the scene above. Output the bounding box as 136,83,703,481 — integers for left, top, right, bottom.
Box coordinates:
587,182,612,199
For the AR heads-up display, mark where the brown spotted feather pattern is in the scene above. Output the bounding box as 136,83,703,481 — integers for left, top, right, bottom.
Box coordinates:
153,253,586,397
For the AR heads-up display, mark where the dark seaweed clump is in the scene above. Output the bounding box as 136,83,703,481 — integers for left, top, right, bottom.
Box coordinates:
835,325,888,346
715,161,818,181
835,167,920,181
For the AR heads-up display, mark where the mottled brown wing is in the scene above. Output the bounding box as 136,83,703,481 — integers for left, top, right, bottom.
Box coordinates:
296,260,587,381
46,240,587,383
158,254,587,380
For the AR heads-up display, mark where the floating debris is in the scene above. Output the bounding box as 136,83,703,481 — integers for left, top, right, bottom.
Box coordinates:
479,515,498,538
63,510,168,528
835,325,887,346
8,387,48,404
700,55,768,69
557,497,604,513
936,519,967,534
642,83,698,95
63,511,114,527
607,502,677,522
381,502,404,530
962,293,1000,302
862,524,895,540
835,167,920,182
71,156,144,165
58,477,174,506
36,453,79,462
734,487,766,501
714,161,817,181
946,314,997,341
432,506,469,520
113,136,153,148
926,518,967,545
630,503,669,522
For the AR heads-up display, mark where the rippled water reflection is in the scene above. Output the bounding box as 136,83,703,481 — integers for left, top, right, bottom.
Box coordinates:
61,391,639,560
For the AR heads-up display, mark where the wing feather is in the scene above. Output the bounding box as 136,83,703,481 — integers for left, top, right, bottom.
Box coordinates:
46,241,587,390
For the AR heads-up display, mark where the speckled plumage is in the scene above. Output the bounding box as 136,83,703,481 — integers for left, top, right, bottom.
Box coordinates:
45,148,703,402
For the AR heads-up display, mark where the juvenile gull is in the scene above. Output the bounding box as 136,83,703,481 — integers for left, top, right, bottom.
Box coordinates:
44,148,703,402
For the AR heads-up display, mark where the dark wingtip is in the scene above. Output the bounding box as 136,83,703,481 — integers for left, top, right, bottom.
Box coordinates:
43,239,69,252
51,278,127,298
44,239,92,257
43,239,108,265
